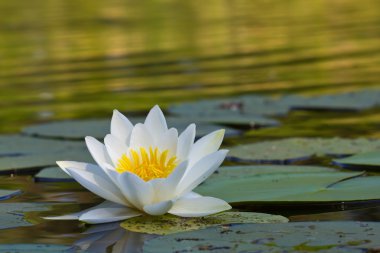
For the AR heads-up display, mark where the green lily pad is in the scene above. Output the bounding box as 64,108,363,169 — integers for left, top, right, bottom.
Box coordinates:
190,114,279,128
0,203,52,229
0,150,92,173
22,117,241,140
34,167,73,182
195,165,380,205
0,134,91,173
168,95,290,117
121,212,288,235
281,90,380,112
333,151,380,170
0,244,74,252
0,135,85,157
143,222,380,253
228,137,380,164
0,189,21,201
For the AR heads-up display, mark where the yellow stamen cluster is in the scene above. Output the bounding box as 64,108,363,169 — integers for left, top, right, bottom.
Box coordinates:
115,147,178,181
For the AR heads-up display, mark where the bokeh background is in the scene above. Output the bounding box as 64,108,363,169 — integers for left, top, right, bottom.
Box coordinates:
1,0,380,133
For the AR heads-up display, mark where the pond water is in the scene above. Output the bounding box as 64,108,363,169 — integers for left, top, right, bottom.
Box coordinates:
0,0,380,252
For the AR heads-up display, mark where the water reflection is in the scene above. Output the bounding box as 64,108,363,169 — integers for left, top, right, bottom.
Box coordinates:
75,223,154,253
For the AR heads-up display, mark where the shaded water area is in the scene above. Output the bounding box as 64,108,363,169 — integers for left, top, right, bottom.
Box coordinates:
1,0,380,251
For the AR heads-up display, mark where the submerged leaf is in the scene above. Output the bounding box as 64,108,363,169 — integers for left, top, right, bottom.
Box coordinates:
121,212,288,235
143,222,380,253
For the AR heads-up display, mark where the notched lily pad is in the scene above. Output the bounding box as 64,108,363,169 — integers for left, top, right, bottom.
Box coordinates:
333,151,380,170
22,117,241,140
0,244,74,252
0,189,21,201
34,167,73,182
228,137,380,164
143,222,380,253
196,165,380,206
0,203,52,229
121,212,288,235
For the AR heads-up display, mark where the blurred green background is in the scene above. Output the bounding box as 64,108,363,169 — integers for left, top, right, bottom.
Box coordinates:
1,0,380,133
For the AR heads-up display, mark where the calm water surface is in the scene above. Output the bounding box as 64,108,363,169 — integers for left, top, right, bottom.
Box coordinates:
0,0,380,251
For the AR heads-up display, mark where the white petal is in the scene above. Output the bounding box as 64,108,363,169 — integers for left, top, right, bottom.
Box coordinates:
59,162,127,205
187,129,225,167
101,163,120,185
144,105,168,140
85,136,113,166
176,150,228,196
79,205,141,224
104,134,128,166
150,161,188,202
111,110,134,145
117,172,154,210
129,123,154,149
177,124,196,161
102,164,134,207
156,128,178,157
44,201,121,221
181,191,202,199
143,200,173,215
169,196,231,217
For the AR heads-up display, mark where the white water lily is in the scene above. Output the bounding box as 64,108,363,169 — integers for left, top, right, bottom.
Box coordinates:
47,105,231,224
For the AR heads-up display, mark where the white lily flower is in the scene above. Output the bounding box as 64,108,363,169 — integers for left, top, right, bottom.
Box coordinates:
46,105,231,224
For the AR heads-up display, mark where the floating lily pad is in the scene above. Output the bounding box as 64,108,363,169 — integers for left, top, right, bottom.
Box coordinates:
191,114,279,128
0,150,92,173
333,151,380,170
168,95,290,118
0,135,85,157
34,167,73,182
0,203,52,229
228,137,380,164
121,212,288,235
22,117,241,140
0,189,21,201
0,244,74,252
195,165,380,206
280,90,380,112
143,222,380,253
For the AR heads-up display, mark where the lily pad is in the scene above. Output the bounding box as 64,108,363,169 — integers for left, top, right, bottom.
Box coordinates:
0,203,52,229
34,167,74,182
195,165,380,205
0,189,21,201
190,114,279,128
280,90,380,112
0,244,74,252
22,117,241,140
121,212,288,235
143,222,380,253
0,135,85,157
333,151,380,170
228,137,380,164
168,95,290,118
0,150,92,173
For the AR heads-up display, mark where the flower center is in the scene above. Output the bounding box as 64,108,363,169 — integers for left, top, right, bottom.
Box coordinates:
115,147,178,181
